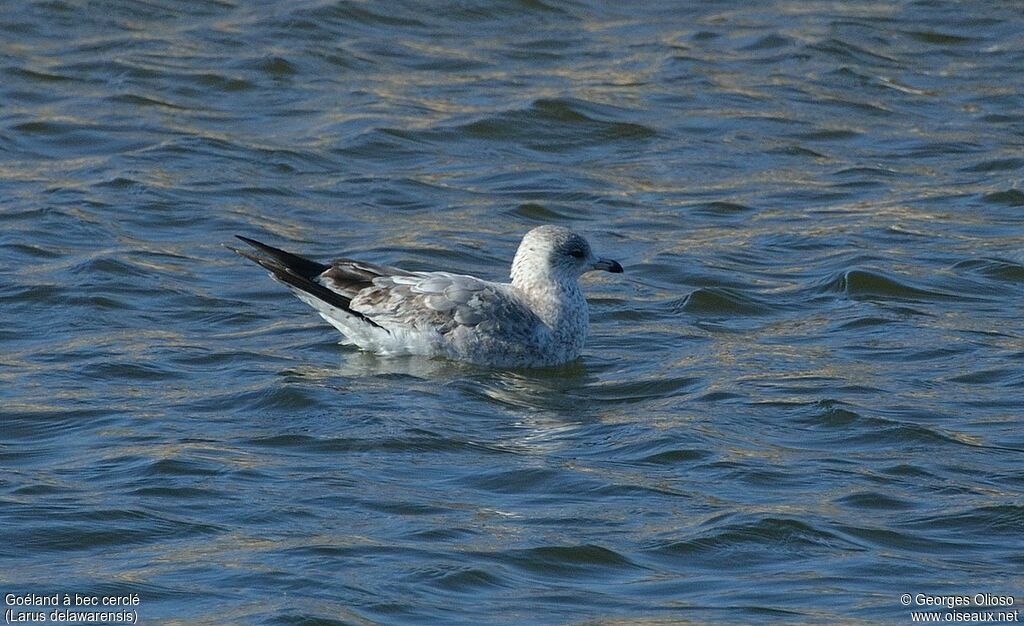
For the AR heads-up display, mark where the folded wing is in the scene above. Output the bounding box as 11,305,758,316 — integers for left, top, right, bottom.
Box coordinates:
232,236,545,356
347,271,542,340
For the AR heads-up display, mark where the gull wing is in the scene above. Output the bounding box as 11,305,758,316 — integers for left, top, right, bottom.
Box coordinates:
348,271,543,338
232,236,549,359
230,236,386,329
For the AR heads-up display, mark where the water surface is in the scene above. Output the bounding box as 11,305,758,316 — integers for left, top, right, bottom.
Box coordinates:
2,1,1023,624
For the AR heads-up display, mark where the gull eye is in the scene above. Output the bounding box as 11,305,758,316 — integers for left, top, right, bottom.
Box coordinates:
568,247,586,259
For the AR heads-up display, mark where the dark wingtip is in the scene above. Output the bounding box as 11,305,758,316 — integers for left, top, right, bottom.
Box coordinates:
229,235,387,331
226,244,263,264
231,235,329,279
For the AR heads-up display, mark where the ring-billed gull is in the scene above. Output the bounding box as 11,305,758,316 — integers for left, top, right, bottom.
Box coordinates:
230,225,623,367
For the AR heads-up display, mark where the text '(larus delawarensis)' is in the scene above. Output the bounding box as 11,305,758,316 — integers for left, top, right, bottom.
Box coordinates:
231,225,623,367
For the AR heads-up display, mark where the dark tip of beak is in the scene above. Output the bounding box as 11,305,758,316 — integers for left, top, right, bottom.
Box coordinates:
594,259,624,273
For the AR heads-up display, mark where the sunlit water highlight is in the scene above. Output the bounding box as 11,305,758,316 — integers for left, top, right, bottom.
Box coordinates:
2,1,1022,624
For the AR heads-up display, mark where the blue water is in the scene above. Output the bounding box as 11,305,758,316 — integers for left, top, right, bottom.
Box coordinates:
2,1,1023,624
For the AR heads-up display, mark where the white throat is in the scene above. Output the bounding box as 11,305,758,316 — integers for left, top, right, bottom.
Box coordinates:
510,254,588,342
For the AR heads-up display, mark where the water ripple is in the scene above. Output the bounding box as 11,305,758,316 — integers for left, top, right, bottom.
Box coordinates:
2,0,1023,623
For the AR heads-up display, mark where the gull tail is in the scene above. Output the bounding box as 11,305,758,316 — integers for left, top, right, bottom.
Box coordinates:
229,235,384,330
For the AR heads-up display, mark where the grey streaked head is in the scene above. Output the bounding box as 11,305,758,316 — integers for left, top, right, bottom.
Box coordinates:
511,225,623,286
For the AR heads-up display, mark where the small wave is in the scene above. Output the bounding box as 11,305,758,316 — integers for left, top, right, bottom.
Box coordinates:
245,432,510,457
68,255,152,278
504,202,577,221
232,55,299,77
953,258,1024,282
807,38,901,67
947,368,1019,385
6,67,77,83
585,376,702,404
9,119,148,156
485,544,641,579
835,491,916,511
129,486,222,499
10,508,222,553
204,385,326,413
143,458,222,478
80,361,184,383
741,33,794,51
825,268,959,302
841,422,965,448
690,201,757,216
647,517,858,565
982,189,1024,206
903,30,978,45
636,446,714,465
297,3,428,29
960,157,1024,173
429,567,505,592
675,287,772,316
794,399,863,428
902,505,1024,536
387,98,656,154
791,126,864,141
107,93,187,110
458,467,584,495
834,523,970,552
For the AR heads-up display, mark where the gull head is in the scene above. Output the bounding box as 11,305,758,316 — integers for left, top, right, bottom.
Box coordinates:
511,225,623,287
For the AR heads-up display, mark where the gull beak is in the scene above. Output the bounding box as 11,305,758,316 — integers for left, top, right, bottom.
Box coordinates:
592,258,624,273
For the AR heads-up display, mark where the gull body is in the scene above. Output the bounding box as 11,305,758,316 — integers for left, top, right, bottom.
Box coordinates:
231,225,623,367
